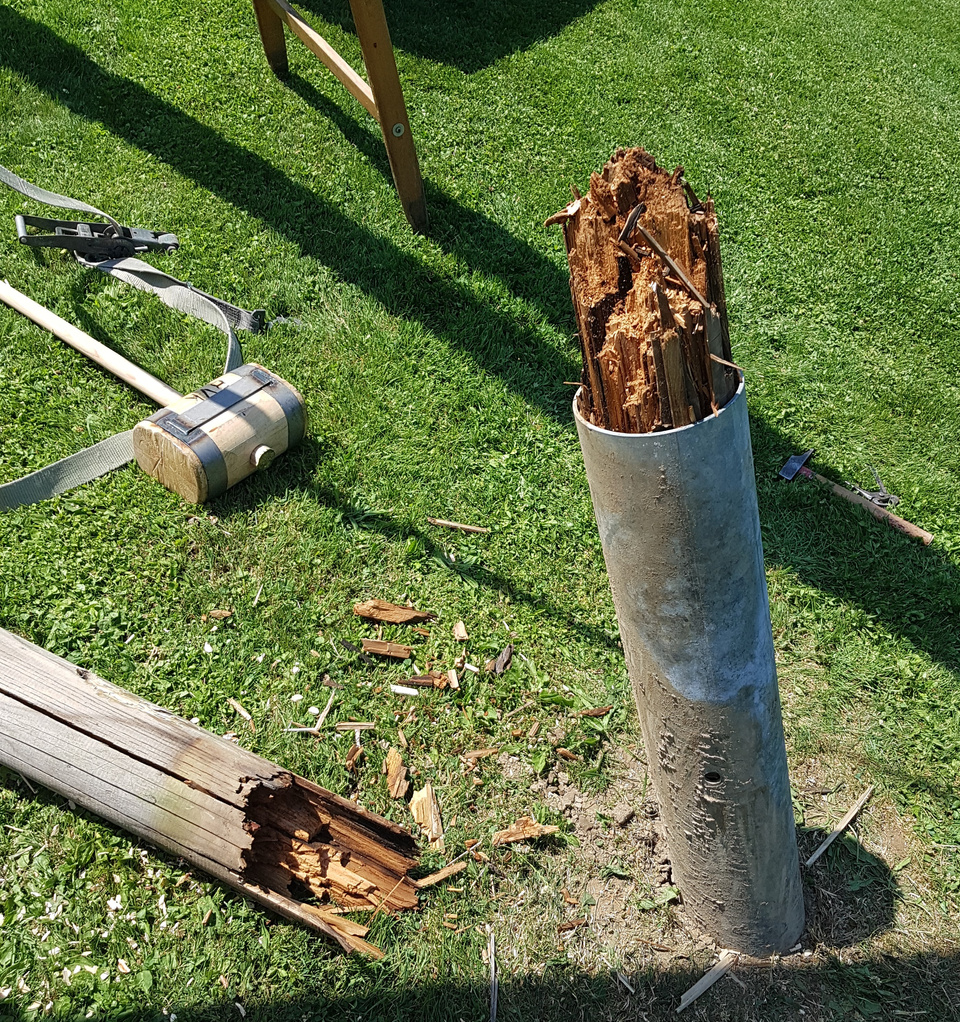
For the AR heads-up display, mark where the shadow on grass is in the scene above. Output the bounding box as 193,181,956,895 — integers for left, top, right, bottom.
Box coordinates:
283,70,573,334
292,0,602,73
797,825,900,949
0,8,577,422
5,10,958,687
203,434,622,657
2,958,955,1022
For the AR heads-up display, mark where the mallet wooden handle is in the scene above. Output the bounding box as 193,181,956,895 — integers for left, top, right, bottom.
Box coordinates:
798,465,933,545
0,279,181,408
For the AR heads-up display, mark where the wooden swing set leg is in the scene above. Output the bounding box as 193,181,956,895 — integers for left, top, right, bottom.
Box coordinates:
249,0,428,232
347,0,427,232
251,0,288,77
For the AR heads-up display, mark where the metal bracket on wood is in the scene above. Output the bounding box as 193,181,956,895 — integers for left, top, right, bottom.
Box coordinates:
250,0,428,232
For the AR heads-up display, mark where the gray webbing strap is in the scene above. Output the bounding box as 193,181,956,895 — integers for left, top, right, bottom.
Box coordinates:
85,256,245,374
0,164,123,235
0,431,134,511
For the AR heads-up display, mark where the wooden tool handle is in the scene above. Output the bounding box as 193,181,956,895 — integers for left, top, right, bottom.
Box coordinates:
0,279,181,408
800,466,933,545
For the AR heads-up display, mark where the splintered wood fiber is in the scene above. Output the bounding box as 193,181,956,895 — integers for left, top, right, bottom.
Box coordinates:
552,148,737,433
243,773,420,912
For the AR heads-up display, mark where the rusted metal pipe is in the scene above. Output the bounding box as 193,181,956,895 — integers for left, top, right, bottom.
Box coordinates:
574,379,804,955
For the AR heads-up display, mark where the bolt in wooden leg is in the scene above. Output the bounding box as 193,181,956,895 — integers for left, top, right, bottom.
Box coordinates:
348,0,428,232
251,0,289,77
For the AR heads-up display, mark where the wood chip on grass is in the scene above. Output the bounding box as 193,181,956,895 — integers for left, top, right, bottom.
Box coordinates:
414,860,469,889
491,816,560,847
345,744,364,772
573,705,613,718
353,599,436,625
385,747,410,799
427,517,490,534
484,645,513,676
462,748,499,768
361,638,413,659
227,697,253,730
402,672,448,689
411,783,445,852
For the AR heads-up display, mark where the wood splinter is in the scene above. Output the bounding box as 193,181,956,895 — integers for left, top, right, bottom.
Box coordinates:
353,599,436,625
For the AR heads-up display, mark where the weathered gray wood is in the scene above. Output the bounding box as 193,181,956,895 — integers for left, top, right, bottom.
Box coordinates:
1,632,271,801
0,627,420,955
0,690,248,869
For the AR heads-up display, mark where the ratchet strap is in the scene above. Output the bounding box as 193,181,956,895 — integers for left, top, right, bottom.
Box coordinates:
0,166,262,510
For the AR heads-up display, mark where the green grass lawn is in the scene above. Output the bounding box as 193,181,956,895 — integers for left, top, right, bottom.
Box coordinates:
1,0,960,1018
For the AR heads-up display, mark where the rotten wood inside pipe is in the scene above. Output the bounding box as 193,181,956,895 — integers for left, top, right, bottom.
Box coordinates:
550,147,738,433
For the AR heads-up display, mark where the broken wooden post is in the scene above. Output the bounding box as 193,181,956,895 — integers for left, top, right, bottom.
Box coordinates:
552,148,804,955
0,627,421,956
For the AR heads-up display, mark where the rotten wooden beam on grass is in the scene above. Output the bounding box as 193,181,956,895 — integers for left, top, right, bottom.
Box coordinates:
0,627,421,957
